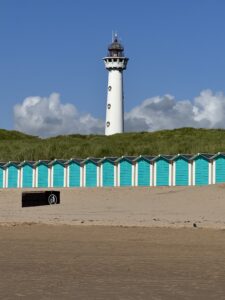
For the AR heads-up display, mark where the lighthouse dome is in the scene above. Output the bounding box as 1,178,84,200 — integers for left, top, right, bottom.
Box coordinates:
108,35,124,57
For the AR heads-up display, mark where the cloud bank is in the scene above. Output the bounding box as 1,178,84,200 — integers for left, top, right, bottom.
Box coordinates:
14,93,104,137
14,89,225,136
125,89,225,131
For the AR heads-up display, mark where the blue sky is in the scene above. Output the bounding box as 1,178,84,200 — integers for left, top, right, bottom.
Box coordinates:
1,0,225,135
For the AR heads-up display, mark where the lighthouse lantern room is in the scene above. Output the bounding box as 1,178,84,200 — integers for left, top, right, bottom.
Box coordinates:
103,34,129,135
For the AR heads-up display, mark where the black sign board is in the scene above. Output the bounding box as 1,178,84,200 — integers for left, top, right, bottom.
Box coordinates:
22,191,60,207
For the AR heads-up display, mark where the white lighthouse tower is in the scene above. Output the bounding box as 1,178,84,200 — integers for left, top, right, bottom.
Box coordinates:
103,34,129,135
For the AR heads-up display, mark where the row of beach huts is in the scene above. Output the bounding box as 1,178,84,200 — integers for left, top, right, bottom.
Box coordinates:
1,153,225,189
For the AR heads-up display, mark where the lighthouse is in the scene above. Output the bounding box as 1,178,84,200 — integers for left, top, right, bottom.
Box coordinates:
103,34,129,135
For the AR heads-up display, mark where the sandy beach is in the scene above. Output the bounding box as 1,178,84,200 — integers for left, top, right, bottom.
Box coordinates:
1,184,225,228
1,225,225,299
1,185,225,299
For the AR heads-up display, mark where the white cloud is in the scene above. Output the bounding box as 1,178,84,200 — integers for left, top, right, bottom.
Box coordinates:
14,89,225,136
14,93,104,137
125,89,225,131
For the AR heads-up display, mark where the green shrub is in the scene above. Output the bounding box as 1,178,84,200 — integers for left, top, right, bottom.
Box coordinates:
0,127,224,161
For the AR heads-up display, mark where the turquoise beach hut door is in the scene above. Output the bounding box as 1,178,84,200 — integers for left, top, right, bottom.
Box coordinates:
102,160,114,187
215,155,225,184
85,161,98,187
175,157,189,186
155,157,170,186
0,167,4,188
22,164,33,188
7,165,18,188
137,158,150,186
119,158,132,186
37,163,49,188
69,162,81,187
195,156,209,186
53,162,65,187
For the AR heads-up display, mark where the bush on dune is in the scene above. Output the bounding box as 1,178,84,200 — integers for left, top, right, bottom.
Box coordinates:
0,127,224,161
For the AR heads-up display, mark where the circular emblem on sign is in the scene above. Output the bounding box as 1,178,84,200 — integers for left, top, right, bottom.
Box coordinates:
48,194,57,205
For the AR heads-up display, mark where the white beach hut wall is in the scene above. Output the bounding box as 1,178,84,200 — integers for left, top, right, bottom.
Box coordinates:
65,158,83,188
19,161,35,188
191,153,213,186
49,159,66,188
134,155,154,187
83,158,100,187
211,153,225,184
172,154,192,186
5,162,20,188
99,157,118,187
116,156,136,187
153,155,173,187
0,163,5,188
34,160,51,188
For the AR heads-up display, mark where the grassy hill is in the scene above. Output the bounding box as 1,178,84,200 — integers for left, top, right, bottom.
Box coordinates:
1,127,225,161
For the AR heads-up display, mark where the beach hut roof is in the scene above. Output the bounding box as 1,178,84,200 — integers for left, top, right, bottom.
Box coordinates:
133,155,155,162
18,160,36,167
172,154,193,161
4,161,20,167
82,157,101,165
152,154,173,162
65,158,83,165
33,160,51,166
115,156,137,163
48,159,67,166
211,152,225,159
0,162,6,168
98,157,118,163
190,153,214,161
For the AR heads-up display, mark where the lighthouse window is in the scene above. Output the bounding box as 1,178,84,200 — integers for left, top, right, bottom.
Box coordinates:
107,104,111,109
108,86,112,91
106,121,110,127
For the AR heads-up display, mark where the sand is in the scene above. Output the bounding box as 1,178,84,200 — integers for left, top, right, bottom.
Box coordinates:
1,185,225,299
0,184,225,228
1,225,225,299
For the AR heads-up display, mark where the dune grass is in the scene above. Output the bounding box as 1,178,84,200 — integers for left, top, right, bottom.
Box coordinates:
0,127,225,161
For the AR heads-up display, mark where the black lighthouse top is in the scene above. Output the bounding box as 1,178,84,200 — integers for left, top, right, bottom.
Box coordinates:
108,34,124,57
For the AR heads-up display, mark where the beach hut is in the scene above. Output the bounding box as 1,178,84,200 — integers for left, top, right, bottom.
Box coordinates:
19,161,35,188
83,158,100,187
116,156,136,187
50,159,66,188
134,156,154,186
153,155,173,186
172,154,192,186
0,163,5,188
34,160,50,188
99,157,117,187
191,153,213,186
5,162,20,188
212,153,225,184
65,158,83,187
